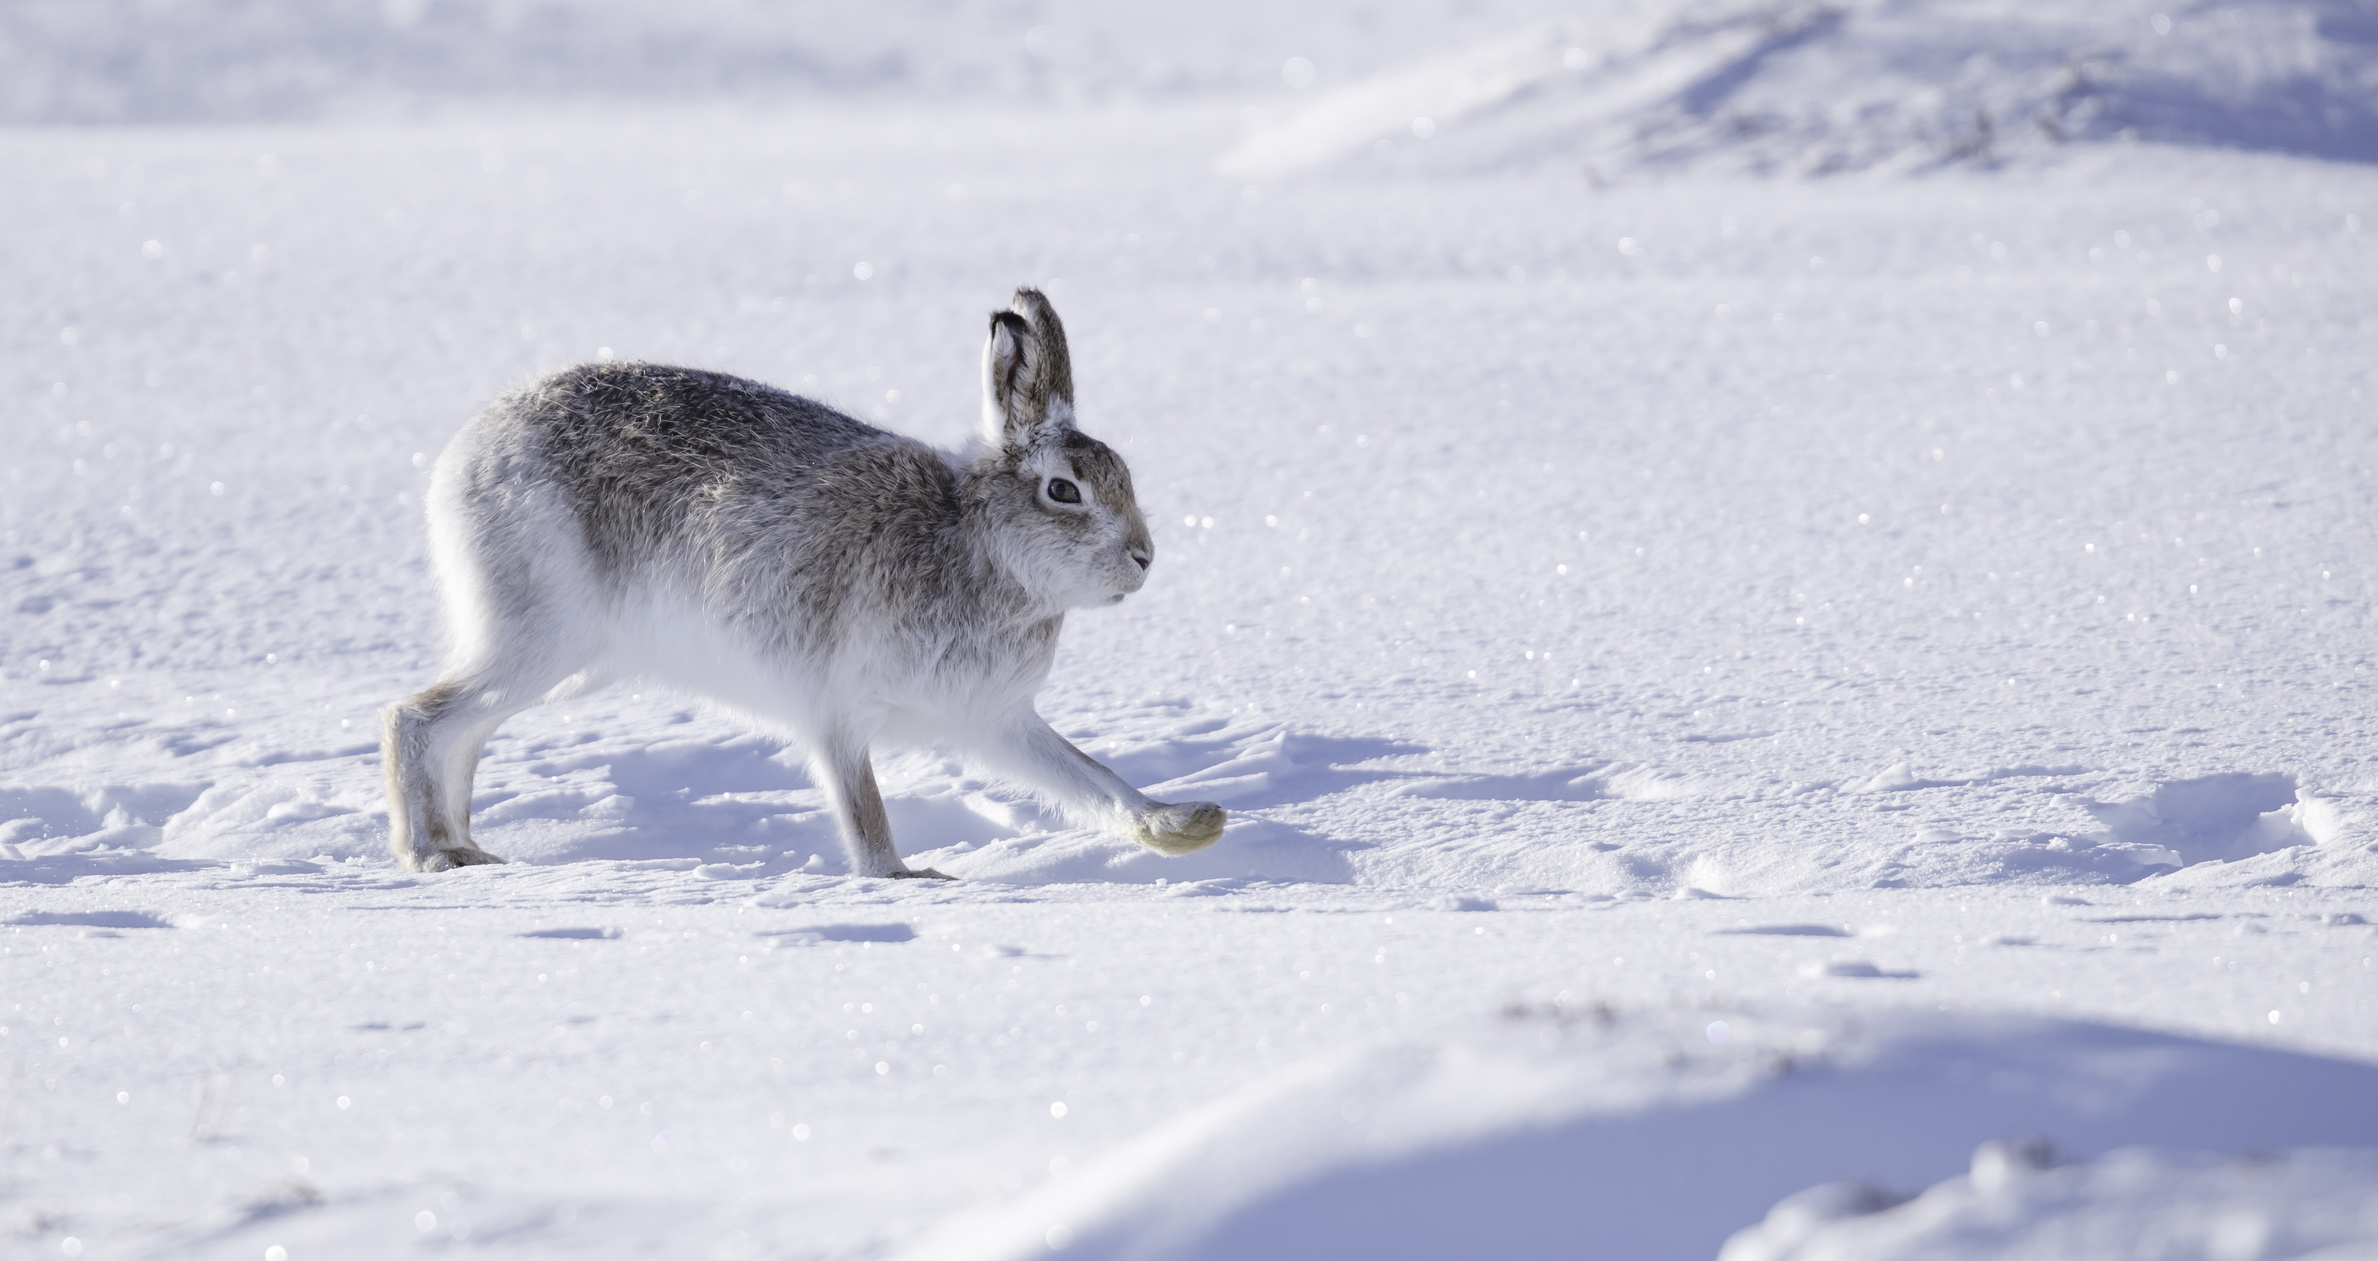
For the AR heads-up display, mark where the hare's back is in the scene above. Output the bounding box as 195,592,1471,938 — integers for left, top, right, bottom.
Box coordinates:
524,361,873,479
502,361,933,568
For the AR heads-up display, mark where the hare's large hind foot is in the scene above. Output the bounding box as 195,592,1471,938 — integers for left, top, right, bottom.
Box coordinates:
1132,802,1226,856
889,867,956,881
421,847,506,871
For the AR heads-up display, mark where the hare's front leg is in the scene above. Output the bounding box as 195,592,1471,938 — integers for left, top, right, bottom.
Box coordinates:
987,719,1226,857
811,733,949,880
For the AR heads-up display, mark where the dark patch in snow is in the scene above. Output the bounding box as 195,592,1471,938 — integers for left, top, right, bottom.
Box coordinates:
6,909,176,928
1811,959,1919,979
1796,958,1921,979
759,922,917,944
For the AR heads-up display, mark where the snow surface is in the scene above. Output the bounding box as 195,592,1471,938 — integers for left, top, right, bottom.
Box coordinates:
6,2,2378,1258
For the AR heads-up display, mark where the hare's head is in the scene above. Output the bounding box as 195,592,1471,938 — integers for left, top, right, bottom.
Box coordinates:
970,289,1154,609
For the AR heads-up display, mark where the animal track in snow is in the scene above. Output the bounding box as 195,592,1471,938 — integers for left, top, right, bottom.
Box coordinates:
2083,772,2333,868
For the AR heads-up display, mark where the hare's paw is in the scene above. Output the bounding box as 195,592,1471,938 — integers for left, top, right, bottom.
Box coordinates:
889,867,957,881
1131,802,1226,856
421,847,506,872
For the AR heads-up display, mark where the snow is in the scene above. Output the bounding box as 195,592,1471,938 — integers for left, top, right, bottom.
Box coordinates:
6,2,2378,1257
1723,1144,2378,1261
1225,1,2378,180
902,1006,2378,1261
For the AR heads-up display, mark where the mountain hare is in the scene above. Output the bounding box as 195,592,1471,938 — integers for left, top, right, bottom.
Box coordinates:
383,289,1225,876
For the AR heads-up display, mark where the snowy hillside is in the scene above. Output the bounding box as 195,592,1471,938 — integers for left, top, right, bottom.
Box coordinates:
5,2,2378,1258
1223,0,2378,178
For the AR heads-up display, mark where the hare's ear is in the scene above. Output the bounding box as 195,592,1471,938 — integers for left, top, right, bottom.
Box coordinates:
980,302,1072,451
1008,288,1074,411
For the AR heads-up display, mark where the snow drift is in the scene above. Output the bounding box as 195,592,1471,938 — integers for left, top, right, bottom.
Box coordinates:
897,1006,2378,1261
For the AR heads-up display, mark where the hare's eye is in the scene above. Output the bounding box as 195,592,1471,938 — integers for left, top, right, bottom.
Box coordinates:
1046,478,1082,505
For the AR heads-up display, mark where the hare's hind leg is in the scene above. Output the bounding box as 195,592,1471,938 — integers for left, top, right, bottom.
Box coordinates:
385,678,504,871
388,431,609,871
385,523,601,870
385,650,599,871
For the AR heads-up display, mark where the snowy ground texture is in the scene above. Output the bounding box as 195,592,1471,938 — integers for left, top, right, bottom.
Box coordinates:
7,2,2378,1258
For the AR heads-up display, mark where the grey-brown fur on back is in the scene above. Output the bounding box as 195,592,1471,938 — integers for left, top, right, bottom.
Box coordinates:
516,363,1009,659
381,287,1223,878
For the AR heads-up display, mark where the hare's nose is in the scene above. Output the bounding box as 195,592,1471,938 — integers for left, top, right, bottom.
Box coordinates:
1131,553,1151,571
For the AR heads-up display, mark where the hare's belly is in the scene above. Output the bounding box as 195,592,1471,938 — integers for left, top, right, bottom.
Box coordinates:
599,593,1032,727
601,595,823,707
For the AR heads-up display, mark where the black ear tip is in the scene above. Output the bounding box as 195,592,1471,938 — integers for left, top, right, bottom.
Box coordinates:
989,309,1032,337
